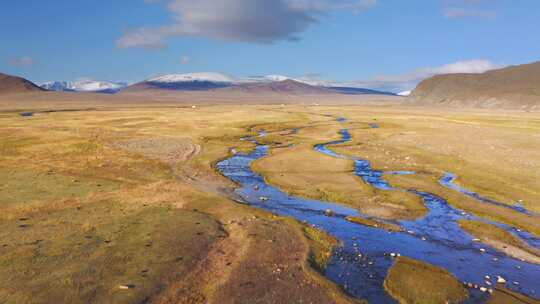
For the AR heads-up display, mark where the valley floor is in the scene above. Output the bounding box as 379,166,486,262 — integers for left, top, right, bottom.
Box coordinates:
1,101,539,303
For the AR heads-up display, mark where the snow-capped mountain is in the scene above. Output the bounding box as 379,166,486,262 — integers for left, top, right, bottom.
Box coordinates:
241,75,296,83
122,72,397,96
130,72,236,91
145,73,314,86
398,90,412,96
41,80,128,93
147,72,235,84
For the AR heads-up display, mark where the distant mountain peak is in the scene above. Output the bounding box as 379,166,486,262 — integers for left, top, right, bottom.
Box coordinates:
398,90,412,96
121,71,396,96
146,72,235,84
40,80,127,93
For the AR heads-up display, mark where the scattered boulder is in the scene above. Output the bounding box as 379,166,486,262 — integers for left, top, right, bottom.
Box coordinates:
118,284,134,290
324,209,335,217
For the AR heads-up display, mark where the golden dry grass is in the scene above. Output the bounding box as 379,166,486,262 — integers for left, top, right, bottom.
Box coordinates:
331,107,540,213
252,124,426,220
1,101,539,303
386,173,540,236
345,216,403,232
459,220,540,264
488,287,540,304
0,104,359,304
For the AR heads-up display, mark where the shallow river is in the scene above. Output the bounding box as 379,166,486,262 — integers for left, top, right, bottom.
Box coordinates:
216,119,540,303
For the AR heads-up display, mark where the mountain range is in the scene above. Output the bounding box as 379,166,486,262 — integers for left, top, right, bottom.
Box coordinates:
0,71,396,98
3,60,540,109
121,72,396,96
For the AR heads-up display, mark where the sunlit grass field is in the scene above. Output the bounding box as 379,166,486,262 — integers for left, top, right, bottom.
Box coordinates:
1,104,539,303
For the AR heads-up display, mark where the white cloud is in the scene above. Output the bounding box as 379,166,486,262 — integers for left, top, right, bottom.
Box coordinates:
9,56,35,67
180,56,191,64
422,59,502,75
442,0,497,19
117,0,376,49
444,8,496,19
288,0,376,11
337,59,505,92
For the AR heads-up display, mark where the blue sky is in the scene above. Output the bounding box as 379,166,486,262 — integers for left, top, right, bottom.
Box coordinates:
1,0,539,91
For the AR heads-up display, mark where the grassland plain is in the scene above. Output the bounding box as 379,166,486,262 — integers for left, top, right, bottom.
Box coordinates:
317,106,540,240
328,107,540,214
0,105,361,304
1,102,539,303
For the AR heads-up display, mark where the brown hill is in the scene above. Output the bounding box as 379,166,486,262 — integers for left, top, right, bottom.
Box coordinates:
221,79,331,95
120,82,161,93
122,79,331,95
0,72,44,94
410,61,540,109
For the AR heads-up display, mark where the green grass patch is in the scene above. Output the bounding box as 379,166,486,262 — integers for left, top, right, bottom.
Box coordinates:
488,287,540,304
71,141,100,155
0,167,120,207
459,220,540,258
303,226,339,272
0,135,39,156
345,216,403,232
460,220,523,248
384,257,468,304
0,201,225,304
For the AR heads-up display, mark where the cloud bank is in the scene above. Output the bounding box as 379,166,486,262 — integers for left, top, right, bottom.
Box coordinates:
337,59,505,92
180,56,191,64
8,56,35,67
117,0,376,49
443,0,497,19
444,8,497,19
